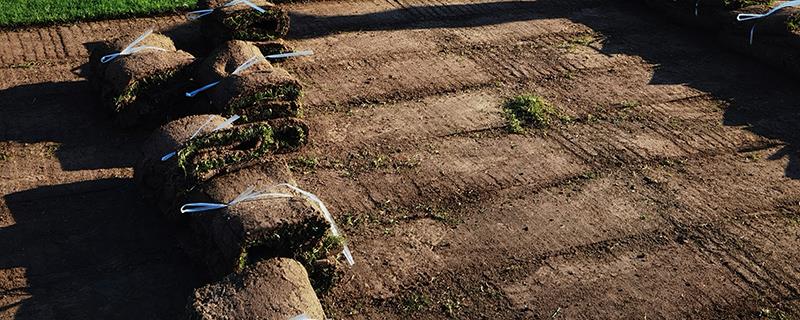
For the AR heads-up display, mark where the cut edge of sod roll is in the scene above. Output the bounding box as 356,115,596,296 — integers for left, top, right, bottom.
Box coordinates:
92,32,195,126
203,0,290,43
210,68,304,122
186,258,326,320
134,114,229,207
176,117,309,186
184,159,346,293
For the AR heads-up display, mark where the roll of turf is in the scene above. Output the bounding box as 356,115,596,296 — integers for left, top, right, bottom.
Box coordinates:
135,114,228,214
186,258,326,320
255,39,295,59
195,40,271,85
89,32,195,127
181,159,346,288
136,117,309,220
201,0,290,44
192,40,303,122
210,67,303,122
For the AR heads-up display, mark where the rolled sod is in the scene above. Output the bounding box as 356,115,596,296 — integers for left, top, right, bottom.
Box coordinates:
89,32,195,127
210,67,303,122
201,0,290,44
193,40,303,122
194,40,271,85
135,117,309,220
135,114,228,212
186,258,326,320
254,39,294,57
181,157,349,289
182,160,331,277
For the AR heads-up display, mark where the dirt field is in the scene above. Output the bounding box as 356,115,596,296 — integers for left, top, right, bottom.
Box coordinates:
1,0,799,319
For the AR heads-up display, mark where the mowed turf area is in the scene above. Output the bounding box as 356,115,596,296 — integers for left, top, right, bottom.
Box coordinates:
0,0,195,27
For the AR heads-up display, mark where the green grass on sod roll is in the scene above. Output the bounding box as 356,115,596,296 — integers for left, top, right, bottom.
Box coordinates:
0,0,195,28
722,0,773,9
177,124,275,176
789,12,800,32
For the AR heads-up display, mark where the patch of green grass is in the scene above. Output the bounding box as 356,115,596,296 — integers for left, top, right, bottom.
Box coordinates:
229,84,302,119
0,0,196,28
223,8,287,41
788,13,800,32
113,68,180,112
297,233,344,265
440,298,462,317
620,100,641,109
289,156,319,174
502,94,564,133
400,293,431,313
758,307,792,320
177,124,274,175
722,0,773,9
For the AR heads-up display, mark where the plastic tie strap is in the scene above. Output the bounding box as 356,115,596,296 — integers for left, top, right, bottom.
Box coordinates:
737,0,800,44
266,50,314,59
100,28,167,63
161,114,240,161
179,183,355,266
695,0,700,16
185,54,265,97
180,185,294,213
186,0,265,20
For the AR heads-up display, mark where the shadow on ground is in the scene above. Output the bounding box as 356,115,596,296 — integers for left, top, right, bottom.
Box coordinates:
286,0,800,178
0,81,151,171
0,178,203,319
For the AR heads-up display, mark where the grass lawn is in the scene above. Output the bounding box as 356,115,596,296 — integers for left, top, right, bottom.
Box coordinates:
0,0,196,28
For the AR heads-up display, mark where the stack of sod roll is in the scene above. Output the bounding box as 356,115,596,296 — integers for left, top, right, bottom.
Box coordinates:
86,0,348,318
198,0,291,45
89,31,195,127
640,0,800,78
193,40,304,122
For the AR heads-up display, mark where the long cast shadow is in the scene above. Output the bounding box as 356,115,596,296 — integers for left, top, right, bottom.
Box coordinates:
0,81,151,171
287,0,800,178
287,1,571,40
0,179,204,319
565,2,800,178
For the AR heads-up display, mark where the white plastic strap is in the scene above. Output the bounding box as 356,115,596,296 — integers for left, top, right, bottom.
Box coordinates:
187,0,266,20
186,9,215,20
178,183,356,266
266,50,314,59
185,54,265,97
226,0,267,13
161,115,240,161
100,29,167,63
695,0,700,16
211,114,241,131
288,315,314,320
737,0,800,44
180,185,293,213
275,183,355,266
737,0,800,21
185,81,221,97
232,55,265,75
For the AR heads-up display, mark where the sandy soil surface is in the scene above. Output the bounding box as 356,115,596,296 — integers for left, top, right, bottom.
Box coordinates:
1,0,799,319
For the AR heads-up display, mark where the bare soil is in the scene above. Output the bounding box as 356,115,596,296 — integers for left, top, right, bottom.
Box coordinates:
1,0,799,319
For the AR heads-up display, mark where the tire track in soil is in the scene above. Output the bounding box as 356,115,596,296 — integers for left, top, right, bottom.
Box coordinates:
1,0,799,318
294,86,773,218
319,149,800,319
0,15,186,66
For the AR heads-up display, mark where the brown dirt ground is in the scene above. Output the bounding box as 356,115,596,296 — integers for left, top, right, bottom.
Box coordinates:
1,0,799,319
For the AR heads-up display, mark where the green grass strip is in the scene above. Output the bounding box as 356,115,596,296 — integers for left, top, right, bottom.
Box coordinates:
503,94,563,134
0,0,195,28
